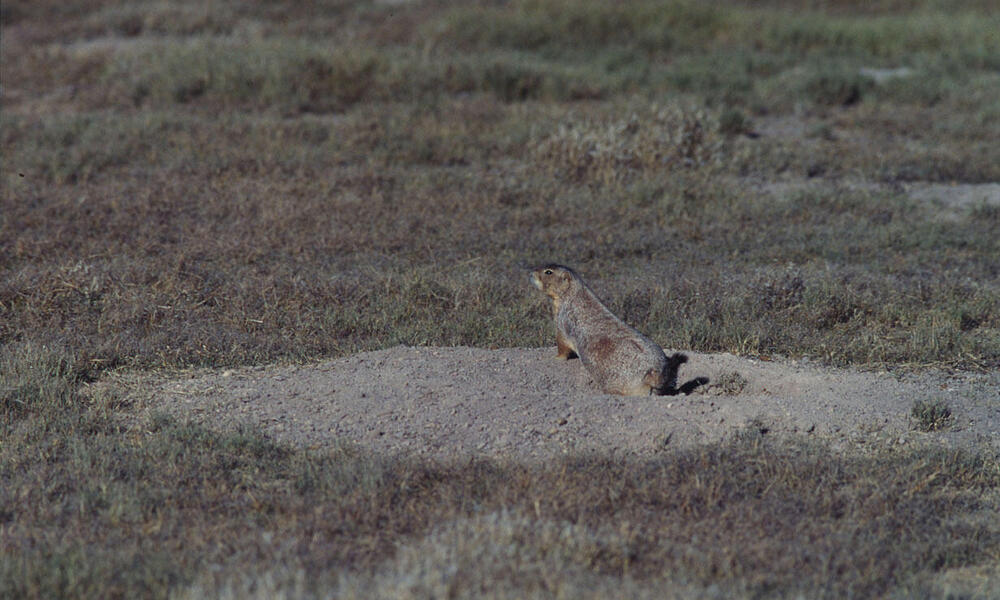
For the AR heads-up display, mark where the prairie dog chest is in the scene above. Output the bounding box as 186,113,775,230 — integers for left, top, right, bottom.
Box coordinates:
556,292,611,340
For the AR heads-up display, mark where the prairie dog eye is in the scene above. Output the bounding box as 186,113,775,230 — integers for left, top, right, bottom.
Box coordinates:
543,269,553,275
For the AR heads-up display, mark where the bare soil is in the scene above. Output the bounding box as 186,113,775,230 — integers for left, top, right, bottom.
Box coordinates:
106,346,1000,459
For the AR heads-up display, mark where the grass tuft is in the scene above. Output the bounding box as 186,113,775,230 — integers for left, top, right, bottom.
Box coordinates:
705,371,750,396
0,342,79,424
911,399,953,432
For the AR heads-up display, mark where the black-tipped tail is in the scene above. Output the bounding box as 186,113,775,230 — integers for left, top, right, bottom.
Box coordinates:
654,353,708,396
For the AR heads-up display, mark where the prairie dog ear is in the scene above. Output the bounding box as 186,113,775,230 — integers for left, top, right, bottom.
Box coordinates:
560,270,572,282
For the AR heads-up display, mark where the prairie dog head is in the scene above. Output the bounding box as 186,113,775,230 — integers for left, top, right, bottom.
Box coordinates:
530,264,579,300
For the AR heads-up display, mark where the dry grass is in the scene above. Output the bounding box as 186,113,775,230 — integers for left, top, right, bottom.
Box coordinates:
3,0,1000,597
3,106,997,372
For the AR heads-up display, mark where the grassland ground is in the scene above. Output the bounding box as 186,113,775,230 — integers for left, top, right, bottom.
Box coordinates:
5,343,1000,599
2,0,1000,598
107,346,1000,459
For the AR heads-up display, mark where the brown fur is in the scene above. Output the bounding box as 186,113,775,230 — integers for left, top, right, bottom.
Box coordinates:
530,264,691,396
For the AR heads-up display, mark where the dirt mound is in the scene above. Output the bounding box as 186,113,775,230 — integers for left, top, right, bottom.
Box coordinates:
119,346,999,459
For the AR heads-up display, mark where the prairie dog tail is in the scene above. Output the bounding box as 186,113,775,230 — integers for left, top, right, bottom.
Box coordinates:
644,352,688,395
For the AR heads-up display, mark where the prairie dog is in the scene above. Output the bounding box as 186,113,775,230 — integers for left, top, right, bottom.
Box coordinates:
531,264,688,396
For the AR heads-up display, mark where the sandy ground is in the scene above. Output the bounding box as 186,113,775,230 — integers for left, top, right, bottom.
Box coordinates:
106,346,999,460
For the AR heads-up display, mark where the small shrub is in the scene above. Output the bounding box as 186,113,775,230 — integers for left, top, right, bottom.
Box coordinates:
801,65,874,106
718,108,752,136
705,370,749,395
531,106,725,185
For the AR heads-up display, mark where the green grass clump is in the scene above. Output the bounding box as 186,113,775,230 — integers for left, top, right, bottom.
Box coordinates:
433,0,729,55
912,399,953,432
1,342,79,424
107,39,382,113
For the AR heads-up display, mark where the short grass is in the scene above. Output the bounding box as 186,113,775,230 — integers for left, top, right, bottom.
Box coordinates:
3,0,1000,598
